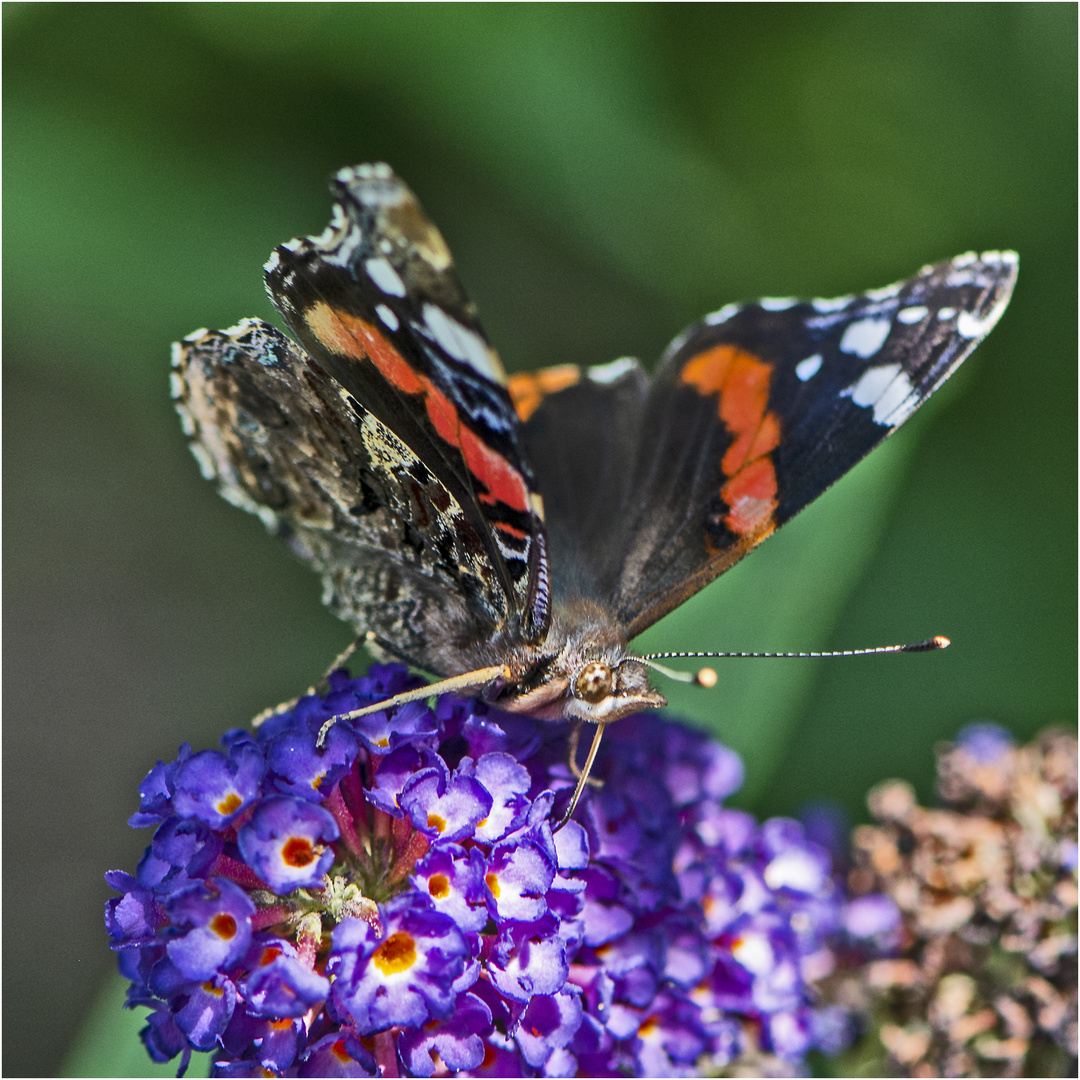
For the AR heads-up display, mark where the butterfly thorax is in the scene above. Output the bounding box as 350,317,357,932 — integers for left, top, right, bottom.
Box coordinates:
480,596,667,726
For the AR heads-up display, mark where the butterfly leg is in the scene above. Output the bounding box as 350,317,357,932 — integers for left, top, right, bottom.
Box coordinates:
554,723,607,831
315,664,512,747
566,722,605,787
251,636,365,728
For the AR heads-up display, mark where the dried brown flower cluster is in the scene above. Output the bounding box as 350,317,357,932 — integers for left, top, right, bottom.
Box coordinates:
831,727,1077,1078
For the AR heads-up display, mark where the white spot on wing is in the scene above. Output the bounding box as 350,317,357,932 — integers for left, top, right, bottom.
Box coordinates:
953,251,977,268
422,304,504,384
190,442,217,482
256,507,280,532
847,363,899,407
957,299,1008,339
177,408,196,437
897,305,928,324
760,296,796,311
795,354,822,381
937,307,956,321
874,377,919,426
812,294,854,313
844,362,918,426
364,258,406,298
587,357,638,384
376,304,399,332
307,206,346,249
839,317,891,359
945,270,976,287
705,302,740,326
865,281,903,302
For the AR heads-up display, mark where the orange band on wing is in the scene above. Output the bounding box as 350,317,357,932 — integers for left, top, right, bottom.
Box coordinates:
721,457,778,536
305,302,530,513
722,410,781,478
718,351,771,437
680,345,736,395
457,420,531,513
680,344,781,537
494,520,529,541
307,302,424,394
507,365,581,421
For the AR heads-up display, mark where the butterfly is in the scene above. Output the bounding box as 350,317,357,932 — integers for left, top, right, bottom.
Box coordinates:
173,163,1017,822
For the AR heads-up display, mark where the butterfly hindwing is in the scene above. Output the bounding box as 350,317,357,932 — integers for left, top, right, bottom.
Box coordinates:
509,359,651,605
173,318,517,672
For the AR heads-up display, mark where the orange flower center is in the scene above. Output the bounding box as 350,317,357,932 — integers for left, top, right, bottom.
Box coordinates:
209,913,237,939
372,931,417,975
282,837,315,867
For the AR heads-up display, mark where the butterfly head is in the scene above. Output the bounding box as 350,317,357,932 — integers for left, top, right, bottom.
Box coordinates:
492,600,667,726
567,656,668,724
497,653,666,726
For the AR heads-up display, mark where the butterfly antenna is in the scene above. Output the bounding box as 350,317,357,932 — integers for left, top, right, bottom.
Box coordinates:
633,656,719,687
315,664,511,748
636,636,949,685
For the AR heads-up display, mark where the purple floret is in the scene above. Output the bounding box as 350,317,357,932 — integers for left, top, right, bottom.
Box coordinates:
172,744,265,829
165,878,255,981
397,989,492,1075
328,894,469,1032
237,796,339,893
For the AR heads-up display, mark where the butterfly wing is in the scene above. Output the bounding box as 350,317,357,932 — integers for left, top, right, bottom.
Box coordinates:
513,253,1017,639
509,359,650,606
612,251,1017,637
174,165,550,673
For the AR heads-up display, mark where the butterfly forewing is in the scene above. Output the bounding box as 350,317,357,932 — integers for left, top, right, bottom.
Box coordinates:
263,165,550,643
609,252,1017,637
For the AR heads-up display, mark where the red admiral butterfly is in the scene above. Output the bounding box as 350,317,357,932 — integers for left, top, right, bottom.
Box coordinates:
173,164,1016,821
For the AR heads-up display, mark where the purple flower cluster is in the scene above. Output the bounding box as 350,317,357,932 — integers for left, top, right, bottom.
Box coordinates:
106,664,884,1076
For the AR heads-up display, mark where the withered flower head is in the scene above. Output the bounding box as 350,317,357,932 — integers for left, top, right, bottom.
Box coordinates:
830,725,1077,1078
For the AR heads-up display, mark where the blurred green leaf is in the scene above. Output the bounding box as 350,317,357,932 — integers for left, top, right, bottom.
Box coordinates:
636,425,915,803
62,975,212,1078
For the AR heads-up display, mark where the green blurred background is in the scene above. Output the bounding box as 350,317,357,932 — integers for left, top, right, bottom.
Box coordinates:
4,4,1075,1076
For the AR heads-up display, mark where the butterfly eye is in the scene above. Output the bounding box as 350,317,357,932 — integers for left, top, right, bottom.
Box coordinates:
574,662,613,703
